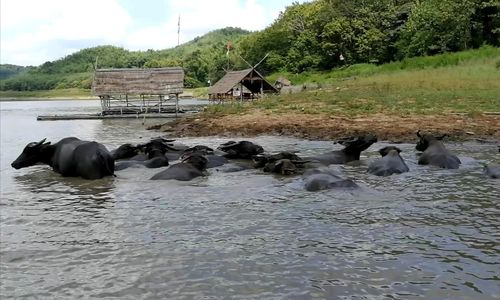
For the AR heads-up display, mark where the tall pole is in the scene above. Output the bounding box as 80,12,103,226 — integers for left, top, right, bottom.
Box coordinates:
177,15,180,46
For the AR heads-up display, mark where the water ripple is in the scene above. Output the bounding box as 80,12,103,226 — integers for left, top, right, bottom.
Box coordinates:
1,105,500,299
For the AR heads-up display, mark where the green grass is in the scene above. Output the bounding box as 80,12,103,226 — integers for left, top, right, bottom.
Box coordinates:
267,45,500,85
0,88,93,100
209,46,500,117
186,87,210,99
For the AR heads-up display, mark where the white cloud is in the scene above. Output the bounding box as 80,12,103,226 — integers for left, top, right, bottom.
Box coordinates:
1,0,131,65
123,0,285,51
1,0,298,66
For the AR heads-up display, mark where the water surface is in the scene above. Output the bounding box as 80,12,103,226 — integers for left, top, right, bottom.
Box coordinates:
1,100,499,299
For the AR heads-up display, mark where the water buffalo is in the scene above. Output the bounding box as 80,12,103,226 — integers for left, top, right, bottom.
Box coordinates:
115,139,170,171
11,137,114,179
218,141,264,159
367,146,409,176
111,143,140,160
150,153,208,181
307,135,377,165
416,131,461,169
484,165,500,179
252,152,302,168
263,159,298,175
253,152,308,175
182,145,228,168
302,168,358,191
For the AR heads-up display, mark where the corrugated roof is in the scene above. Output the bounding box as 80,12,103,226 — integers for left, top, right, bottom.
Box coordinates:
92,67,184,96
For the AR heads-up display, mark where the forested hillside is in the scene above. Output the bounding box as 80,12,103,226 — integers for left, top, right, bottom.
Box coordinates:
238,0,500,74
0,65,32,80
1,0,499,92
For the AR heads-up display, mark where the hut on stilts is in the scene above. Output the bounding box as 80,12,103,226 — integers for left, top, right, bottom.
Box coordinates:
92,67,184,116
208,68,277,103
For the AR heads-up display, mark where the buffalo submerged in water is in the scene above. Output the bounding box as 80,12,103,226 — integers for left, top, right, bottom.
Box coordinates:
415,131,461,169
11,133,498,186
11,137,114,180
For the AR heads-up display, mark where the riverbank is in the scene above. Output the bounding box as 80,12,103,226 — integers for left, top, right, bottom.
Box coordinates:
152,111,500,142
153,49,500,142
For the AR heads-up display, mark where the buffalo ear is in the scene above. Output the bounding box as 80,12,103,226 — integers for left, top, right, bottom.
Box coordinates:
28,138,47,149
378,147,390,156
416,130,422,138
274,160,284,168
37,138,47,146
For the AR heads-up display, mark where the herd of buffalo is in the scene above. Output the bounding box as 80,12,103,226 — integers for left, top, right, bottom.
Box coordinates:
11,131,500,191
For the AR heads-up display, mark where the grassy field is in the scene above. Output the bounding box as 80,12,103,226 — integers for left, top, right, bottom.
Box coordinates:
0,88,93,100
206,46,500,117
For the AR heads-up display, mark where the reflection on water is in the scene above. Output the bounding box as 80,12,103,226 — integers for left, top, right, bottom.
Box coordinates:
1,101,500,299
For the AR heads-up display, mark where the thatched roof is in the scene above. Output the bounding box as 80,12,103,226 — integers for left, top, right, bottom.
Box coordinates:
92,67,184,96
208,68,278,95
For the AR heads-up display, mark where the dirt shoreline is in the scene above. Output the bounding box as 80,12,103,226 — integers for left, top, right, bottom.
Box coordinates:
151,111,500,142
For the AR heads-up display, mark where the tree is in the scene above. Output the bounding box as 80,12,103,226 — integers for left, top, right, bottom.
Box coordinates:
397,0,476,57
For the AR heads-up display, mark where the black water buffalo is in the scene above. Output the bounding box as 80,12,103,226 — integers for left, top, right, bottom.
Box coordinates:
302,168,358,191
416,131,461,169
115,139,170,171
218,141,264,159
263,159,298,175
111,143,140,160
253,152,307,175
252,152,302,168
11,137,114,179
368,146,409,176
150,153,208,181
484,165,500,179
308,135,377,165
182,145,229,168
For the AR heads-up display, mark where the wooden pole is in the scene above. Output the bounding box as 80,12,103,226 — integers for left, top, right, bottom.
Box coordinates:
240,82,243,102
175,94,179,117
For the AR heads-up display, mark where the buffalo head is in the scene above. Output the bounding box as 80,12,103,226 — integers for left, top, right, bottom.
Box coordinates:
11,138,51,169
263,159,298,175
416,131,446,151
112,143,139,160
378,146,402,157
218,141,264,159
337,134,377,153
183,145,214,157
182,153,208,171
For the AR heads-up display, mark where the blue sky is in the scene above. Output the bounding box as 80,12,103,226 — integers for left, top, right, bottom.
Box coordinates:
1,0,305,66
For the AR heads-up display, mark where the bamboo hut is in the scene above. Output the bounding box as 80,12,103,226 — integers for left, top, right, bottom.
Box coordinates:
92,67,184,115
208,68,277,103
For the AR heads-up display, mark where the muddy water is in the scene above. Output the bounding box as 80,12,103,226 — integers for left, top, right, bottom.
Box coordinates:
1,100,499,299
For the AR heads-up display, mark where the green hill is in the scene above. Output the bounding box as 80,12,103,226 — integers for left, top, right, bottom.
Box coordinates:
0,64,32,80
0,27,250,92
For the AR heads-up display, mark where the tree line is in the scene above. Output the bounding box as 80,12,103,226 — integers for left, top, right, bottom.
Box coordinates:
1,0,498,91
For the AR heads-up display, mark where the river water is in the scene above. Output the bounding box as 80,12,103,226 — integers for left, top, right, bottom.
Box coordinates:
0,100,499,299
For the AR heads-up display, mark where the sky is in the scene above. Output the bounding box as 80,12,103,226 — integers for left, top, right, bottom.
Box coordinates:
1,0,304,66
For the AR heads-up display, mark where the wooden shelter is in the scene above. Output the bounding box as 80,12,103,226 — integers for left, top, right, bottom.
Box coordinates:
92,67,184,115
208,68,277,102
